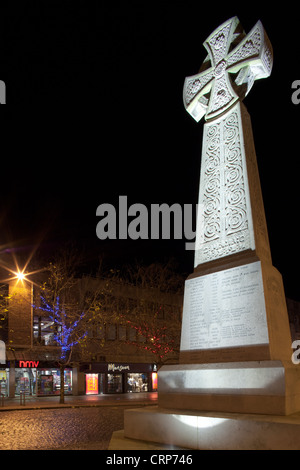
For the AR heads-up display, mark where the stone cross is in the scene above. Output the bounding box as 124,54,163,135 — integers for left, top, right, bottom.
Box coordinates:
183,17,273,121
184,17,274,268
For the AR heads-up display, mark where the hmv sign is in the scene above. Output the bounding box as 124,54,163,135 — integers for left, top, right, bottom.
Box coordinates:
18,361,39,368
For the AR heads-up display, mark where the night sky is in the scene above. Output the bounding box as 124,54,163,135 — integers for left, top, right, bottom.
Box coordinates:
0,2,299,300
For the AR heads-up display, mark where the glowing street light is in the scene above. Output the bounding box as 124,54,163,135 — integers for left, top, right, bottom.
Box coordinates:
15,270,26,282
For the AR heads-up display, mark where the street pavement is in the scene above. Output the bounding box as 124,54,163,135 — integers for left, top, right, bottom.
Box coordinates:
0,393,158,450
0,406,130,450
0,391,157,411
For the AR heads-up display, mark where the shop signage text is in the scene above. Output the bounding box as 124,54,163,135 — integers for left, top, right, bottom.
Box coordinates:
86,374,98,395
19,361,39,368
108,363,130,372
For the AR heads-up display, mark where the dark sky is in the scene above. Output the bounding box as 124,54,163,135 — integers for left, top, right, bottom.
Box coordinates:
0,2,299,300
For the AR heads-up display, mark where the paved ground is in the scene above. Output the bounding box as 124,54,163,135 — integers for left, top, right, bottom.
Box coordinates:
0,393,158,450
0,406,131,450
0,392,157,411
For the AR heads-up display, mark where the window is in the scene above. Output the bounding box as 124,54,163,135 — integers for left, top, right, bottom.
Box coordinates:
96,324,105,339
127,373,148,392
118,325,127,341
138,332,146,343
128,327,136,341
33,316,56,346
107,374,122,393
107,324,116,340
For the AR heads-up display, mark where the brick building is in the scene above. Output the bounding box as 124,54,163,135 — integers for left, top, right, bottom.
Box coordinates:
0,269,182,398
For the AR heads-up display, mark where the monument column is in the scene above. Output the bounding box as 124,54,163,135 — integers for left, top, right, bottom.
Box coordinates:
118,17,300,450
157,16,298,415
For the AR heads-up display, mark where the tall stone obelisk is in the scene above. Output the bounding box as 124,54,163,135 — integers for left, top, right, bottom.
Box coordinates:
118,17,300,450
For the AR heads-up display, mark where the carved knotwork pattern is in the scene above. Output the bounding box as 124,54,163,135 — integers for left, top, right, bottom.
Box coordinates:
203,123,221,241
224,111,248,236
196,106,252,264
185,70,214,107
208,23,231,64
227,27,261,67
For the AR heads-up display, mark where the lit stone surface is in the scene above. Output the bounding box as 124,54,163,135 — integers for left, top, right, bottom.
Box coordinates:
183,16,273,122
180,261,268,352
158,361,285,396
158,360,300,415
184,16,273,268
123,407,300,450
194,103,256,266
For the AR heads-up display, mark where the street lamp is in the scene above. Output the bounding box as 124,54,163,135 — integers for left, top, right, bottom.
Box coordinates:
15,270,26,282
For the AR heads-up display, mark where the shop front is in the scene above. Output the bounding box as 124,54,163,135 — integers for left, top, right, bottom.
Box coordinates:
9,360,74,397
84,362,157,395
15,365,37,395
0,365,10,397
36,367,72,396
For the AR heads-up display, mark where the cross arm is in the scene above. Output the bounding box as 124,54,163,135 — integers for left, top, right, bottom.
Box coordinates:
183,17,273,122
227,20,273,96
183,62,214,122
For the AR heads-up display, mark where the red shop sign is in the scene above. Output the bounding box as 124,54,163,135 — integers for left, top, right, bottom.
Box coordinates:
18,361,39,368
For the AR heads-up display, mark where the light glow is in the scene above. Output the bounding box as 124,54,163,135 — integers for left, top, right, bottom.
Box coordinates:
15,270,26,281
152,372,158,391
176,414,226,429
0,246,45,288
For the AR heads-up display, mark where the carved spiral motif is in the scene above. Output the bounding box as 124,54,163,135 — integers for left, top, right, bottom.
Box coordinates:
204,215,221,239
224,112,248,235
203,123,221,241
198,108,251,263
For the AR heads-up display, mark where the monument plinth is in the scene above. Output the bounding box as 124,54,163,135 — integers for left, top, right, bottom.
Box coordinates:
110,17,300,449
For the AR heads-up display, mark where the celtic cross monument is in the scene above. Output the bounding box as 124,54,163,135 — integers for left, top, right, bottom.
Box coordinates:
183,16,273,267
158,15,297,411
120,17,300,450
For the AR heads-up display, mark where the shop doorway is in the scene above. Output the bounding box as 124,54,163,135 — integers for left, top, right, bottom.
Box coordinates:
99,373,105,394
15,368,37,396
107,374,123,393
37,369,72,396
85,373,105,395
127,373,148,392
0,369,9,397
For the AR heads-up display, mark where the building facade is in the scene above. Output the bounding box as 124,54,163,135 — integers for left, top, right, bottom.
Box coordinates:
3,264,297,399
0,271,182,398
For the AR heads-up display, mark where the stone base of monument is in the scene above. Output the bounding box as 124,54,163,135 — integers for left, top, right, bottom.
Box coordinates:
118,406,300,450
109,360,300,450
158,360,300,415
108,429,186,450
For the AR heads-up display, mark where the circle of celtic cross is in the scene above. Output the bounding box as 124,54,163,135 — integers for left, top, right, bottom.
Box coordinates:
183,17,273,122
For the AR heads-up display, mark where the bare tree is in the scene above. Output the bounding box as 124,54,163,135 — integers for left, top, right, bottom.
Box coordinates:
124,306,182,365
33,248,116,403
114,261,184,365
124,259,184,294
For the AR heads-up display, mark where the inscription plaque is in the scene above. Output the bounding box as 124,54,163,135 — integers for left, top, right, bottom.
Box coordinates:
180,261,269,351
